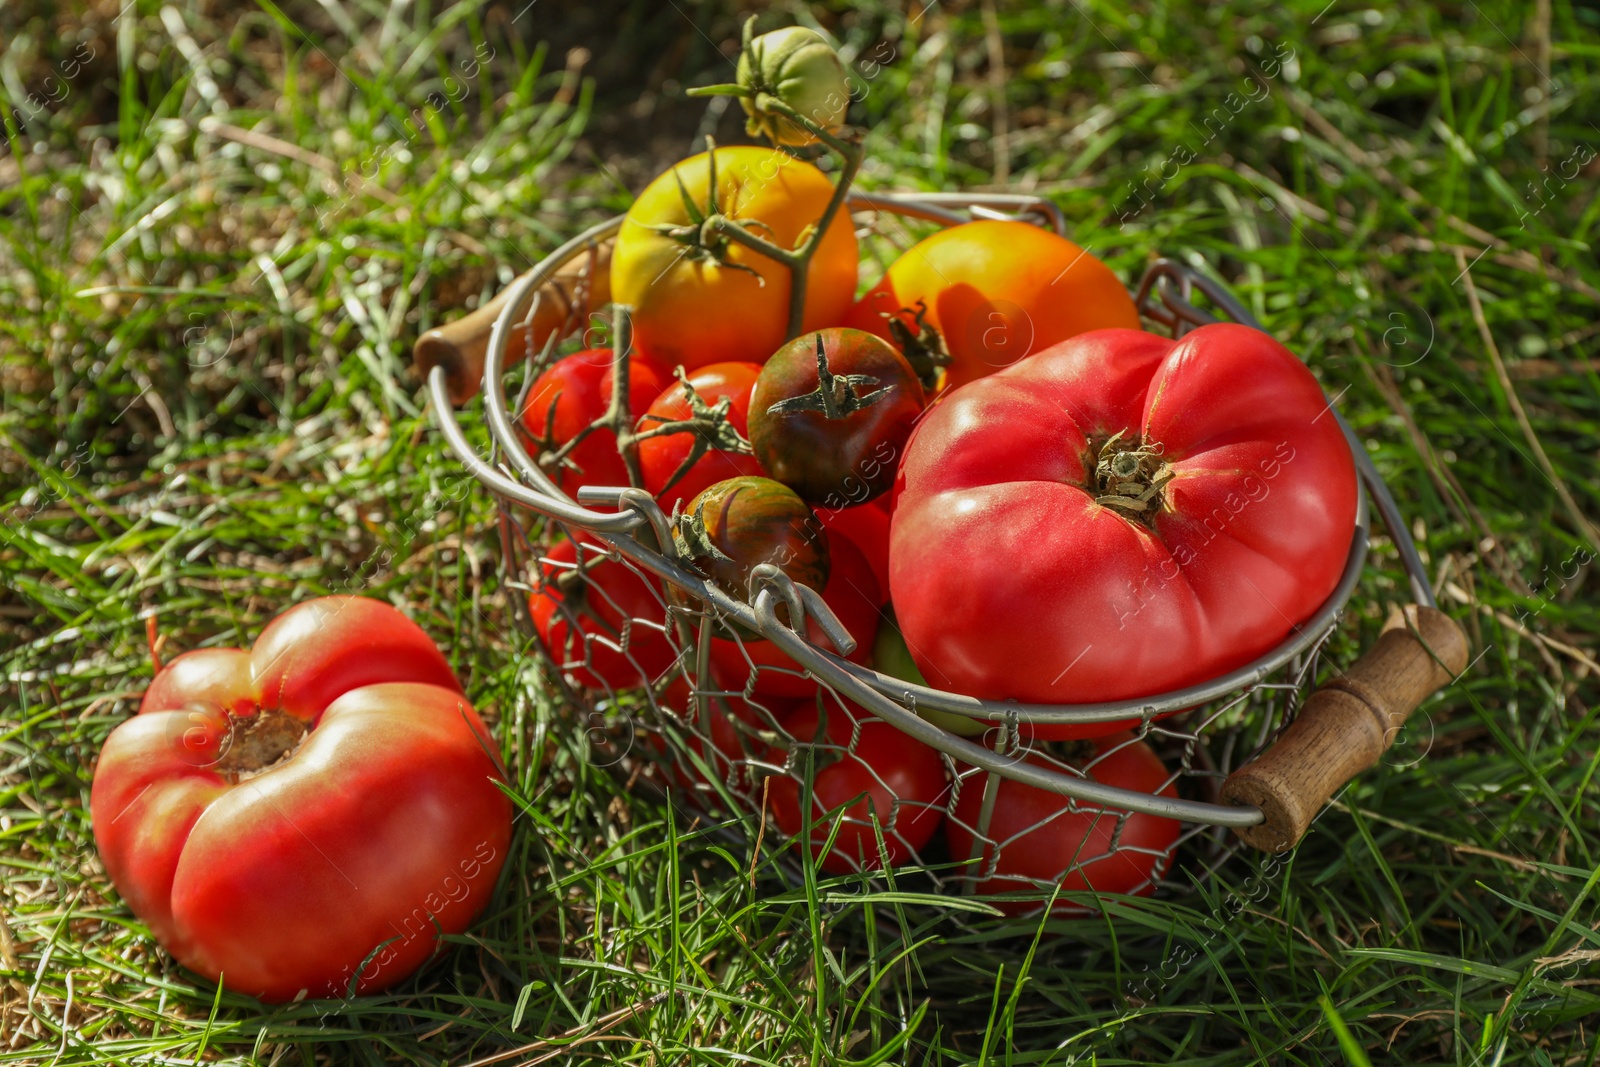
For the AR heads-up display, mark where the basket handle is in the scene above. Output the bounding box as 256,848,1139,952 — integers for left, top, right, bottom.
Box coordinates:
413,240,614,405
1219,605,1469,852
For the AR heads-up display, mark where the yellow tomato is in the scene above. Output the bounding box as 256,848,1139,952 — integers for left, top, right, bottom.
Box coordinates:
611,147,858,371
843,220,1141,391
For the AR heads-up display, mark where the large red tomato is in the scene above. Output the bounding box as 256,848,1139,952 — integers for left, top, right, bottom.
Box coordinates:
766,698,947,874
519,348,669,497
90,597,512,1002
890,325,1357,735
709,528,882,700
638,361,766,515
612,147,858,371
530,539,675,691
843,220,1140,391
945,733,1180,914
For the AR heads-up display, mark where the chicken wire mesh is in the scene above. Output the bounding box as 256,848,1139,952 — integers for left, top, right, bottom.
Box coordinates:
426,191,1432,908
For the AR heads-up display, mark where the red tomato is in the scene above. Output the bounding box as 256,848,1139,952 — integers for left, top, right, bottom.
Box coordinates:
638,361,766,515
90,596,512,1002
813,501,890,605
945,733,1180,914
709,528,882,699
890,325,1358,736
529,539,675,691
518,348,669,497
648,676,799,795
766,698,947,874
843,220,1141,391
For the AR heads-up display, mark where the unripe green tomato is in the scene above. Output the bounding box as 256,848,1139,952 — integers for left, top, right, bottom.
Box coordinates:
737,27,850,146
872,612,988,737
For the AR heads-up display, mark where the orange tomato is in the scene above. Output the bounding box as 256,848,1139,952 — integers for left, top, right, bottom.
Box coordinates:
612,147,858,371
843,220,1140,391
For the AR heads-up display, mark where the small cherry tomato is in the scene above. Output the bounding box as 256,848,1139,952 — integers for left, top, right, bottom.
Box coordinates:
843,220,1141,391
766,698,947,874
529,539,675,691
944,733,1180,915
749,329,924,505
638,362,766,516
518,348,669,497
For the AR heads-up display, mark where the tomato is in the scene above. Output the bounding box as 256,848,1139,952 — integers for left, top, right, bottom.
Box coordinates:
519,348,670,498
710,527,881,700
766,698,947,874
843,220,1140,391
648,676,799,795
611,147,858,371
748,329,924,505
530,539,675,691
944,733,1180,914
890,325,1358,736
90,596,512,1002
674,476,828,612
871,611,986,737
638,361,766,515
813,500,890,604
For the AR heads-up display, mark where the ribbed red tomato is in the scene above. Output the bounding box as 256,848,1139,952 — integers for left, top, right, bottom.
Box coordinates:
945,733,1180,914
90,597,512,1002
529,539,675,691
519,348,669,497
638,361,765,515
767,699,947,874
890,325,1357,736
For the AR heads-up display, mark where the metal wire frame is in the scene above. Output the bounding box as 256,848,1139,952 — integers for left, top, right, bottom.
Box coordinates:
425,190,1434,850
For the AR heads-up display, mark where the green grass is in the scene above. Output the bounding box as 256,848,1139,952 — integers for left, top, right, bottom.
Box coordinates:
3,0,1599,1062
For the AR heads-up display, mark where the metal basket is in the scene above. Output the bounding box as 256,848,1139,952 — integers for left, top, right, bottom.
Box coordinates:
420,191,1450,905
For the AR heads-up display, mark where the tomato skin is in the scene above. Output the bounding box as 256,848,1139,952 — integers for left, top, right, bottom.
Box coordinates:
748,329,925,504
890,325,1358,735
530,540,675,691
766,699,947,874
518,348,670,498
813,501,890,605
945,734,1179,914
678,476,829,608
91,596,511,1003
843,220,1140,391
638,361,766,515
613,147,858,371
709,528,881,700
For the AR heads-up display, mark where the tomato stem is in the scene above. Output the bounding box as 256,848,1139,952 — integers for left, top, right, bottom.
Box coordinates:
598,306,645,490
1089,430,1173,523
765,331,891,420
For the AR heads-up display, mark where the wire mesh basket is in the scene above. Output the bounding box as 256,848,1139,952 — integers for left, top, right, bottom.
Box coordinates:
417,191,1467,909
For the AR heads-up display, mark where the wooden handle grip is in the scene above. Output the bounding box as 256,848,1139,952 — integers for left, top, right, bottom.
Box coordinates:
1220,605,1469,852
413,240,613,405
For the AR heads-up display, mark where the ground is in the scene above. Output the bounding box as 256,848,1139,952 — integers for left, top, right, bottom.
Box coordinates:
2,0,1599,1063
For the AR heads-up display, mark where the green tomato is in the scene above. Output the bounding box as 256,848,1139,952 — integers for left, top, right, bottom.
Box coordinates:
736,27,850,147
872,610,988,737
